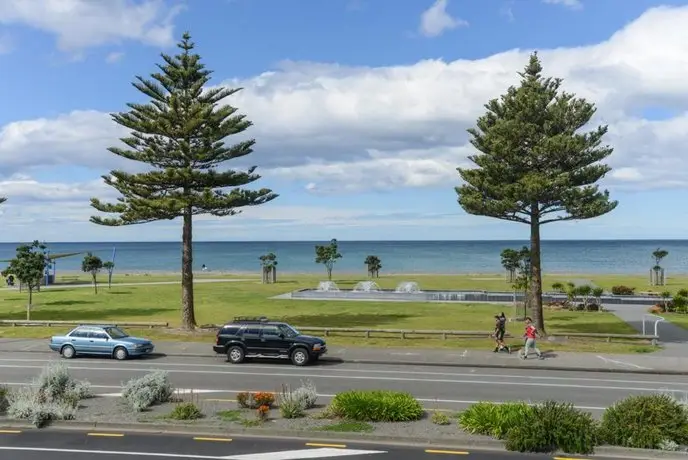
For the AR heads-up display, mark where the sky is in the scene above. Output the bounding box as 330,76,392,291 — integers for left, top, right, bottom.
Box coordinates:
0,0,688,242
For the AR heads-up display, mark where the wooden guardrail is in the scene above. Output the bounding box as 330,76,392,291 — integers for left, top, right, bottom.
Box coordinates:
292,326,659,345
0,320,169,329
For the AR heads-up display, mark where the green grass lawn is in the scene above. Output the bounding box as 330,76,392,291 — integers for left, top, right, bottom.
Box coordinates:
0,274,657,354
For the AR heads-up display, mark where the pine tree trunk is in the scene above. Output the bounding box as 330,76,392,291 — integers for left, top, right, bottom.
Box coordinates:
529,213,545,334
181,207,196,330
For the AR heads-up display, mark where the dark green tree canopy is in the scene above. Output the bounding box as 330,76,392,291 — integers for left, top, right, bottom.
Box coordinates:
652,248,668,268
259,252,278,268
1,241,47,297
81,252,104,275
90,32,278,225
500,249,521,273
315,239,342,280
456,53,618,225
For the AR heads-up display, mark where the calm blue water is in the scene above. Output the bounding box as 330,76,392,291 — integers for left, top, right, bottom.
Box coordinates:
1,240,688,274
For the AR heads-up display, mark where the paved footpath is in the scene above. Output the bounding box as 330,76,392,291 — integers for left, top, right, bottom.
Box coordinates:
1,338,686,374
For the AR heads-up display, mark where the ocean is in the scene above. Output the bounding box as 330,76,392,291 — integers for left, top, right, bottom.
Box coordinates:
0,240,687,275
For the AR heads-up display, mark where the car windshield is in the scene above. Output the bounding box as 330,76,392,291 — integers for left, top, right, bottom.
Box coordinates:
278,324,300,338
105,327,129,339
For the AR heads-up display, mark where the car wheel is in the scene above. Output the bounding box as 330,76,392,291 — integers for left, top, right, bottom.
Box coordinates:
61,345,76,359
113,347,128,361
290,348,310,366
227,346,245,364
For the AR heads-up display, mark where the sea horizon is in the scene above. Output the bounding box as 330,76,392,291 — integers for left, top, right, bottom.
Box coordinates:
1,240,687,275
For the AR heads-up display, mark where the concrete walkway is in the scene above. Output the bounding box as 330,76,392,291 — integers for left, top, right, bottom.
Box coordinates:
606,303,688,357
0,278,260,291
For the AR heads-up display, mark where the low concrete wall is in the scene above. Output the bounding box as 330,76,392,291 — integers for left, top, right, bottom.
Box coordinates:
290,289,663,306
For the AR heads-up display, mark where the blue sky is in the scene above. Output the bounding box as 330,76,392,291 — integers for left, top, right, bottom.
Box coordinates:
0,0,687,242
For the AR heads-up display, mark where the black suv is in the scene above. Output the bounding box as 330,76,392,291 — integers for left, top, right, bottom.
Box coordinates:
213,317,327,366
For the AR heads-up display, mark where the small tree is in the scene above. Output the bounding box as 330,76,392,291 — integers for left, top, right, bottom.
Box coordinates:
103,261,115,289
315,239,342,281
0,241,47,319
592,286,604,310
259,253,278,284
577,285,593,311
660,290,672,312
651,248,669,286
364,255,382,278
500,248,521,283
81,253,104,294
508,246,531,319
551,282,564,292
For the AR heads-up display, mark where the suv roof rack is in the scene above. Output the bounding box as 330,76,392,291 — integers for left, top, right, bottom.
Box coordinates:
232,316,269,324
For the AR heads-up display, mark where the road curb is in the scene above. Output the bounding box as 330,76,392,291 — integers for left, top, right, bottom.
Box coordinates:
2,346,686,375
1,420,686,459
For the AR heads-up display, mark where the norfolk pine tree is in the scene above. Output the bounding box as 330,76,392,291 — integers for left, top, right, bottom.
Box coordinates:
455,53,617,333
90,33,277,329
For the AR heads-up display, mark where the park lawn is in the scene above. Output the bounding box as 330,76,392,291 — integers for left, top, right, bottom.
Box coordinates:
0,276,655,353
662,313,688,331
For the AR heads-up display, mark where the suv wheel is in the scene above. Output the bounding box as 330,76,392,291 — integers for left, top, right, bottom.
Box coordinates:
227,346,245,364
290,348,310,366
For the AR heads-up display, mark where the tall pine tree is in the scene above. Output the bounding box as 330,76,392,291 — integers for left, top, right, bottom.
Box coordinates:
90,33,278,329
456,53,617,332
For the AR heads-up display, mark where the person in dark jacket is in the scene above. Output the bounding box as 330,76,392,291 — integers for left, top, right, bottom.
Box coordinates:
493,312,510,353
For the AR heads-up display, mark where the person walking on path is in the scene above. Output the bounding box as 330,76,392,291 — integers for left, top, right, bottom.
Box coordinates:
493,312,510,353
520,317,544,360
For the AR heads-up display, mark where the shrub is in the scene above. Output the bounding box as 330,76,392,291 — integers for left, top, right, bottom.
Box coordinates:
611,285,635,295
5,362,91,428
292,380,318,409
253,392,275,408
122,370,174,412
678,289,688,298
599,394,688,449
458,402,533,439
505,401,597,455
673,295,688,314
431,411,451,425
329,390,424,422
0,386,8,414
256,404,270,421
236,392,250,408
169,402,202,421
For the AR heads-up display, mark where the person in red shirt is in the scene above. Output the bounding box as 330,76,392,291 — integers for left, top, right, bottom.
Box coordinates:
520,317,543,360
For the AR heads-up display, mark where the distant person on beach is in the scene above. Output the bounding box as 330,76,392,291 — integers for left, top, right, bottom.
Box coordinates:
520,317,544,360
493,312,510,353
201,264,208,272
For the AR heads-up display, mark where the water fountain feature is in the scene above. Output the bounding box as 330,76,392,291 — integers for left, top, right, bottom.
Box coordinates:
316,281,340,292
395,281,422,293
352,281,381,292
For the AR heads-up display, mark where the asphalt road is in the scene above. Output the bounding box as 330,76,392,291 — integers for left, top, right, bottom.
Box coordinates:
1,351,687,412
0,430,548,460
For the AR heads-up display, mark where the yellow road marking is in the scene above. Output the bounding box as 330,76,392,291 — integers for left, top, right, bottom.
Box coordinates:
0,430,21,434
87,433,124,437
193,437,233,442
306,443,346,448
425,449,470,455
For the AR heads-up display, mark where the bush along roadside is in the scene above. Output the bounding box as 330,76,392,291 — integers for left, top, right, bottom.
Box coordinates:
458,394,688,454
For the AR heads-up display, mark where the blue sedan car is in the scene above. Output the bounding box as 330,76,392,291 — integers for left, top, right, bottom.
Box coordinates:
49,325,155,360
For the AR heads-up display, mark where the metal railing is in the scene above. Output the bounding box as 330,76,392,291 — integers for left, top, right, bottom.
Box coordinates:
642,314,666,338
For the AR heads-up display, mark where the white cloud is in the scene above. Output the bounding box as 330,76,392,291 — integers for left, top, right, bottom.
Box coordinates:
0,0,182,51
418,0,468,38
105,51,125,63
2,5,688,197
542,0,583,9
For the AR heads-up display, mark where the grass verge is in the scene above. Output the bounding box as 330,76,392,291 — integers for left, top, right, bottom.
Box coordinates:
0,274,659,353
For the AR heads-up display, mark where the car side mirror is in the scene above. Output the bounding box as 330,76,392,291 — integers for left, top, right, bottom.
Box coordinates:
279,333,285,339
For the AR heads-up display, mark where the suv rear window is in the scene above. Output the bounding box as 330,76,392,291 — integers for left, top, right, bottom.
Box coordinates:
220,326,241,335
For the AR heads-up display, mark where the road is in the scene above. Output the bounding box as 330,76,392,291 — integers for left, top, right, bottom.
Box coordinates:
1,351,687,413
0,430,550,459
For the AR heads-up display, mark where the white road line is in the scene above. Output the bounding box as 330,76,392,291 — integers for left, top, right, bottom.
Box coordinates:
596,355,652,370
0,357,675,386
225,448,386,459
0,363,679,392
0,446,226,459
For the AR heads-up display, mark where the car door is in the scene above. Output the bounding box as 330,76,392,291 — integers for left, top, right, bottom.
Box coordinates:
87,331,111,355
67,329,89,353
260,326,286,356
242,326,263,355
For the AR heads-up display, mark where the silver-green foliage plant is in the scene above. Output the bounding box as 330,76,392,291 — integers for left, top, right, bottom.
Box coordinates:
122,370,174,412
6,362,91,428
278,380,318,419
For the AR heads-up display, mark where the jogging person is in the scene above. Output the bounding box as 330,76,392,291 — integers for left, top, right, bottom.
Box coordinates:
493,312,510,353
520,317,543,360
